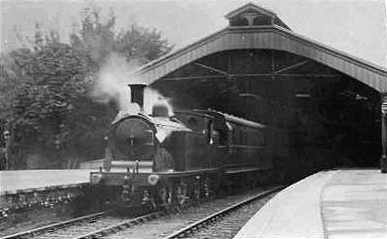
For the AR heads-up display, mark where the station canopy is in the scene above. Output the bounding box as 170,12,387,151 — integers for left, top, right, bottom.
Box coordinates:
136,3,387,93
134,3,385,167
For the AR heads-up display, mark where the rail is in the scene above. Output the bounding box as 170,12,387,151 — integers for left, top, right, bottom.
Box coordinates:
1,211,107,239
162,186,284,239
72,211,165,239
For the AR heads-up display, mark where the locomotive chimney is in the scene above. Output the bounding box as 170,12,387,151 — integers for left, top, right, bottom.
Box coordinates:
129,83,146,110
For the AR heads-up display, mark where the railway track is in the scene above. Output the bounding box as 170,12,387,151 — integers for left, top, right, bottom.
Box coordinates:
1,209,165,239
0,211,109,239
103,186,283,239
163,186,283,239
1,186,282,239
72,211,165,239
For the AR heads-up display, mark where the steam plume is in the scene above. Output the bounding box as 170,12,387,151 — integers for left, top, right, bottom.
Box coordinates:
144,88,174,116
91,53,174,116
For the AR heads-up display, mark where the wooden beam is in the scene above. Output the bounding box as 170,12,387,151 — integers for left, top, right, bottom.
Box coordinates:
274,60,309,74
194,62,230,77
161,73,341,81
161,75,226,81
231,73,341,78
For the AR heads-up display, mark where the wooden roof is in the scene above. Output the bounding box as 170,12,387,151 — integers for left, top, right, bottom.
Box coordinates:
136,5,387,93
225,2,277,19
224,2,291,30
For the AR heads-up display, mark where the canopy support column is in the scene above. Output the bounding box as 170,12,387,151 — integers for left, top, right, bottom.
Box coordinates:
380,94,387,173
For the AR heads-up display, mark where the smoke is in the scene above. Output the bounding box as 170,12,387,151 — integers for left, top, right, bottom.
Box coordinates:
91,53,142,114
144,88,174,117
91,53,174,116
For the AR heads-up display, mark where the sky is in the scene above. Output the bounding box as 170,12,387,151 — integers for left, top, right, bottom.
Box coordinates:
1,0,387,67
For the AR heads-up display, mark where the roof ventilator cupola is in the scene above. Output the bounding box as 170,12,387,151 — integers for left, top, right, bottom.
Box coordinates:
225,2,291,30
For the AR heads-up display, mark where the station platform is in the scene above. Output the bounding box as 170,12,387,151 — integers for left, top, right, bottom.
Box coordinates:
234,169,387,239
0,169,92,195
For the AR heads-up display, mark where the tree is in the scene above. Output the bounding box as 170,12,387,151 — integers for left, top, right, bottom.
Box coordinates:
115,24,173,64
0,6,173,169
70,7,173,66
4,39,92,168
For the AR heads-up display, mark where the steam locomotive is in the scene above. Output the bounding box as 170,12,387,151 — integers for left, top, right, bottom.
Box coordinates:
90,84,290,207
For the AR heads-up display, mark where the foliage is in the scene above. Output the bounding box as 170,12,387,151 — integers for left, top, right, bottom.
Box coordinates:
115,24,173,64
70,7,173,66
0,6,172,169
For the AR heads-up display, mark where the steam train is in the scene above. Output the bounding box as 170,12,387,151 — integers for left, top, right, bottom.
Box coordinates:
90,84,290,207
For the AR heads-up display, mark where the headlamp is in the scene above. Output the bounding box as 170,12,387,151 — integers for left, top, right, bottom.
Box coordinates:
147,174,160,185
90,174,103,184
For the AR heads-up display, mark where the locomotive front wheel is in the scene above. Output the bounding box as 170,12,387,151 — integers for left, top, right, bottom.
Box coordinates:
203,177,211,199
158,185,170,207
192,175,204,202
176,182,189,207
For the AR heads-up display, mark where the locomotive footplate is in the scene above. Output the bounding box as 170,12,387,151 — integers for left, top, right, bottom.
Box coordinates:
90,168,221,187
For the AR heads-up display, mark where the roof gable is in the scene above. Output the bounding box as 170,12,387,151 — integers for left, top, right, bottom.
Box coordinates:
225,2,276,19
225,2,291,30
